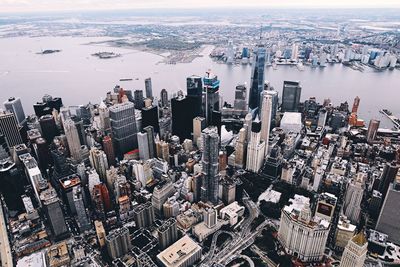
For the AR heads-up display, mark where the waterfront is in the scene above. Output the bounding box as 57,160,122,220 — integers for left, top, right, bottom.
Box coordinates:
0,36,399,127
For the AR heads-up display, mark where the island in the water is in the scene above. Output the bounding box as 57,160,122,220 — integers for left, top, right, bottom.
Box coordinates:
37,49,61,54
91,51,121,59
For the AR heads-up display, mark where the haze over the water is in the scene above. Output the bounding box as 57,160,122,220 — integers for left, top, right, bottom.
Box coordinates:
1,0,400,13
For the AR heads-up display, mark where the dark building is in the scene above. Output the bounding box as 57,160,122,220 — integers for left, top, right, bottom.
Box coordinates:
71,115,86,146
187,75,203,117
143,126,156,159
203,72,220,126
201,126,219,205
102,135,116,166
34,102,51,117
171,92,197,141
78,104,92,127
142,105,159,133
41,188,69,238
134,90,144,110
39,115,58,144
263,146,282,180
34,137,51,172
160,89,169,108
145,78,153,100
249,45,266,110
281,81,302,112
34,95,63,117
0,111,23,148
378,162,399,199
367,119,380,144
0,134,10,160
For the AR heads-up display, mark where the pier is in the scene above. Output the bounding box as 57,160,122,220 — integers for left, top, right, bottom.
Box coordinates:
380,109,400,130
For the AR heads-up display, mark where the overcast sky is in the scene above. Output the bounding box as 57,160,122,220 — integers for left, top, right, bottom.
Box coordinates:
1,0,400,13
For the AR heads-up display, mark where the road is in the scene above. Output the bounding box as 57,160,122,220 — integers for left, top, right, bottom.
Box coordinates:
0,199,13,267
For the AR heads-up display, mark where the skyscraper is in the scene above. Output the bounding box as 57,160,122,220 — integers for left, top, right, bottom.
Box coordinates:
0,110,23,148
378,161,399,199
203,71,220,126
106,227,132,259
134,90,144,109
187,75,203,116
159,89,169,108
234,128,247,168
73,185,91,232
40,187,68,238
352,96,360,113
158,218,178,250
89,147,109,180
201,126,219,204
39,115,58,144
3,97,26,126
193,117,206,147
343,173,364,224
376,178,400,244
144,77,153,100
265,89,279,128
366,119,380,144
234,84,247,111
133,202,155,228
109,102,138,158
246,120,265,173
137,131,150,160
171,91,197,141
63,118,83,162
249,45,266,110
260,93,272,156
142,104,159,133
281,81,302,112
339,232,367,267
143,126,156,159
102,135,116,166
0,134,10,160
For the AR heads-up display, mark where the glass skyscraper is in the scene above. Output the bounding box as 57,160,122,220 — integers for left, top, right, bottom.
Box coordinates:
249,45,266,110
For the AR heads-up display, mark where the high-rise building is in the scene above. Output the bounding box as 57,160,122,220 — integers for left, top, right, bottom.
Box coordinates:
193,117,206,147
102,135,116,166
352,96,360,113
234,128,247,168
187,75,203,116
133,202,155,228
73,185,91,232
142,105,159,133
138,131,150,160
145,78,153,100
160,89,169,108
134,90,144,109
106,227,132,259
4,97,26,126
249,45,266,110
143,126,156,158
378,161,399,199
39,115,58,143
109,102,138,158
246,120,265,173
0,134,10,160
204,208,217,228
222,180,236,205
89,147,109,180
234,84,247,111
278,202,330,262
0,110,23,147
158,218,178,250
281,81,302,112
40,187,68,238
366,119,380,144
203,71,220,126
201,126,219,204
95,220,106,247
376,178,400,244
152,180,175,216
265,89,278,128
171,92,197,141
339,232,367,267
343,173,364,224
63,118,83,162
260,94,272,156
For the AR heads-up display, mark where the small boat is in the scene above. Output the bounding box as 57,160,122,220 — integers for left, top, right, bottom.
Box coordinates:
119,78,133,81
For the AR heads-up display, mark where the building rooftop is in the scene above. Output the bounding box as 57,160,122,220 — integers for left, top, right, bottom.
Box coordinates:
157,235,201,267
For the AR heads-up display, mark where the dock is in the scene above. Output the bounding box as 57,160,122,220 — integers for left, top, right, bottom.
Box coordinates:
380,109,400,130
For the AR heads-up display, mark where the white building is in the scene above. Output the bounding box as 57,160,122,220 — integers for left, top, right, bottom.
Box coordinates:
157,235,202,267
280,112,302,133
343,173,364,224
246,120,265,173
339,232,367,267
260,93,272,156
219,201,245,226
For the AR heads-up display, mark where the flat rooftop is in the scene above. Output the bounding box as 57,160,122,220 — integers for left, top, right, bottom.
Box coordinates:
157,235,201,267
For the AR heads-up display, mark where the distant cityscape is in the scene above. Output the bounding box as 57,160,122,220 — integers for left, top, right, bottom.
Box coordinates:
0,7,400,267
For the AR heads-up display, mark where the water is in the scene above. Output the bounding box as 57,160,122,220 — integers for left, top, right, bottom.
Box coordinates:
0,36,398,127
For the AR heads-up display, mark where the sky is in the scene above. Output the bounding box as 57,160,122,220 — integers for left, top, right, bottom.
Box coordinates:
1,0,400,13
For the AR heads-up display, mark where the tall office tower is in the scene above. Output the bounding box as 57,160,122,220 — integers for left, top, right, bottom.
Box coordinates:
0,134,9,160
144,78,153,100
89,147,109,180
265,89,279,127
160,89,169,108
43,95,63,112
98,101,111,132
193,117,206,147
137,131,150,160
34,137,50,171
4,97,26,126
339,232,367,267
378,161,399,199
244,112,252,142
143,126,156,159
109,101,138,158
78,104,92,127
92,183,111,218
73,185,91,232
39,115,58,143
156,140,169,162
134,90,144,109
260,94,272,156
187,75,203,116
34,101,51,117
203,71,220,126
133,202,155,228
204,208,217,228
152,180,175,216
366,119,380,144
171,91,197,140
351,96,360,113
59,175,81,214
191,173,203,202
20,153,47,205
95,220,106,247
71,115,86,146
376,179,400,244
234,128,247,168
222,180,236,205
142,104,159,133
159,115,172,141
63,118,82,162
249,45,266,110
234,84,247,111
343,174,364,224
102,135,116,166
158,218,178,250
281,81,302,112
0,111,23,147
40,187,68,237
278,202,330,263
201,126,220,205
246,120,265,173
106,227,132,259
